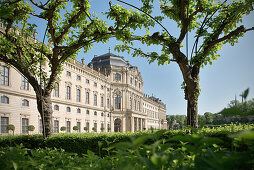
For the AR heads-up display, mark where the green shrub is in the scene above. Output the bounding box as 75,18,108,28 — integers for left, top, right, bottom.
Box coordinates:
84,127,88,132
7,124,15,135
73,126,79,132
60,126,66,132
92,127,97,132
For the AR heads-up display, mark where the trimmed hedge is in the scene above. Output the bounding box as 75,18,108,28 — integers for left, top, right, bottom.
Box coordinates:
0,124,253,156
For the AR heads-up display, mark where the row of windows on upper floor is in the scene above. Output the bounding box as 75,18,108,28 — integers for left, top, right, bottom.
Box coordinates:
54,104,110,117
0,116,110,134
1,96,29,106
67,70,106,89
0,66,107,91
1,93,142,114
1,66,143,106
66,70,142,90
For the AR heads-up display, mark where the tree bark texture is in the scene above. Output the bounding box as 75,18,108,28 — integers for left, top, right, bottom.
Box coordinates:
174,50,199,128
36,94,53,138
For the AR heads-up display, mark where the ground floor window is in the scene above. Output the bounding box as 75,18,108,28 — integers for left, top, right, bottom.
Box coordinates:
86,122,89,132
39,119,43,134
66,121,71,133
54,120,59,133
77,122,81,133
1,117,9,134
22,118,29,134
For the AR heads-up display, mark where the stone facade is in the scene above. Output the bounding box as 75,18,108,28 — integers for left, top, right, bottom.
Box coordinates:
0,24,167,135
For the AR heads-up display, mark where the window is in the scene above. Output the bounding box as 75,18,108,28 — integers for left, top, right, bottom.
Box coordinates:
21,76,29,90
77,108,81,113
94,111,97,116
66,86,71,100
1,117,9,134
107,98,110,109
130,77,133,84
54,105,59,111
94,82,97,87
138,101,140,111
66,71,71,77
54,83,59,97
115,94,121,109
77,75,81,80
94,94,97,106
101,96,103,107
86,110,90,115
22,118,29,134
22,99,29,106
86,92,89,104
93,123,97,132
54,120,59,133
101,112,104,116
129,97,132,109
66,121,71,132
76,89,81,102
1,66,9,86
101,123,104,131
115,73,121,81
134,99,137,110
86,122,89,132
77,122,81,133
139,83,141,89
101,85,104,90
66,107,71,112
135,80,137,87
1,96,9,104
39,119,43,134
86,79,89,84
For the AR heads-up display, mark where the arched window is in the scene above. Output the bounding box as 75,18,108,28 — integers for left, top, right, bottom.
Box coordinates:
86,92,89,104
54,83,59,97
77,108,81,113
1,96,9,104
94,111,97,116
129,97,132,109
94,94,97,106
22,99,29,106
54,105,59,111
21,76,29,90
86,110,90,115
115,94,121,109
115,73,121,81
76,89,81,102
66,86,71,100
66,107,71,112
1,66,9,86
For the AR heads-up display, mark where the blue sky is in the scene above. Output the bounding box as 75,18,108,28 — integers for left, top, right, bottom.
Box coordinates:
33,0,254,115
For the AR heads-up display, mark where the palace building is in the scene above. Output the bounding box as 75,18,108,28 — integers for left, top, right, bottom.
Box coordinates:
0,25,167,135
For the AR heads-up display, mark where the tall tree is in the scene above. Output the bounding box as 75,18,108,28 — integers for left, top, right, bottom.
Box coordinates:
0,0,116,138
107,0,254,127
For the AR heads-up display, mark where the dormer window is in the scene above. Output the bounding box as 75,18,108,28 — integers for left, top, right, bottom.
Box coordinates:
115,73,121,81
66,71,71,77
22,99,29,106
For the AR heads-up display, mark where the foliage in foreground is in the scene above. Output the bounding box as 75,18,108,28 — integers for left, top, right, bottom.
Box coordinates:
0,128,254,170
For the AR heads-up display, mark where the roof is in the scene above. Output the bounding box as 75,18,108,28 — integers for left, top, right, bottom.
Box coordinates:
88,53,131,68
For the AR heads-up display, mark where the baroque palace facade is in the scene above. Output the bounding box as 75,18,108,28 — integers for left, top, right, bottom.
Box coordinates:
0,25,167,135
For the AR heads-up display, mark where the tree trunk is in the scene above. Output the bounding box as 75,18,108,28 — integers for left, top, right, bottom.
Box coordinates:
36,94,53,138
185,81,199,128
